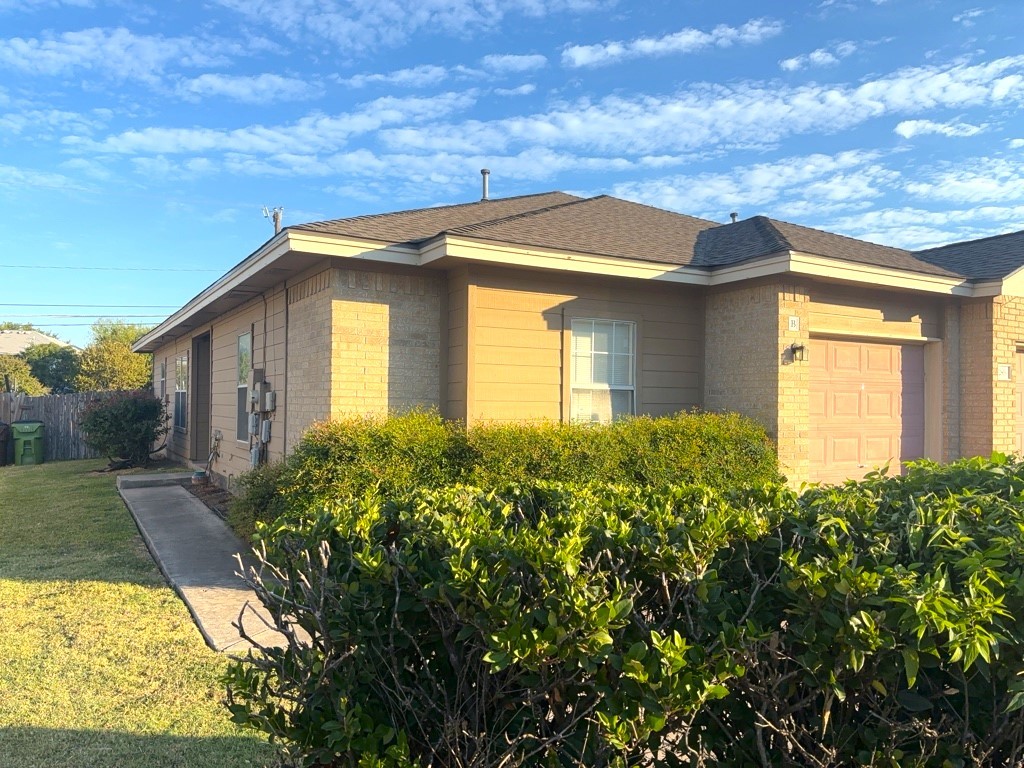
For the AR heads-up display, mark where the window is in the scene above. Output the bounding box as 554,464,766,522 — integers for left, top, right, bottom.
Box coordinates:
174,354,188,430
237,332,252,442
158,360,166,401
570,319,635,423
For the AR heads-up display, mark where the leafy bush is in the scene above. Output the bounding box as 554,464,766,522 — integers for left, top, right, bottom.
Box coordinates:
466,411,778,489
226,455,1024,767
79,389,168,466
228,461,289,540
232,410,779,534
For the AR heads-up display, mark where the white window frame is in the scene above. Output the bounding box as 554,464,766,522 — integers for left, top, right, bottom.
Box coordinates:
158,359,166,402
173,353,188,431
570,318,636,423
237,332,252,442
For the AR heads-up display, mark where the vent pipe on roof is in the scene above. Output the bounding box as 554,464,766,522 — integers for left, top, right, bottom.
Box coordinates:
481,168,490,200
730,211,738,224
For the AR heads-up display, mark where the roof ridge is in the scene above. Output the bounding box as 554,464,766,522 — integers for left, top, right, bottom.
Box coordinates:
750,215,793,253
590,194,722,227
294,190,577,229
761,214,914,256
447,196,599,234
916,226,1024,254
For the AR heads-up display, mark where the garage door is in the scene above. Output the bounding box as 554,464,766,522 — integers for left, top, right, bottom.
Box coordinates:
809,338,924,485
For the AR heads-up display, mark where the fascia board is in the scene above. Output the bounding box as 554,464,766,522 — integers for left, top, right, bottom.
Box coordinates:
785,251,974,296
440,236,712,285
132,232,422,353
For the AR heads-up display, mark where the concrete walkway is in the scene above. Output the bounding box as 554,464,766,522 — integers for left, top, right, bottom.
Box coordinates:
117,473,284,653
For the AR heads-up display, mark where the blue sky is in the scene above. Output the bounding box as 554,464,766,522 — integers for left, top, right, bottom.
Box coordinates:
2,0,1023,347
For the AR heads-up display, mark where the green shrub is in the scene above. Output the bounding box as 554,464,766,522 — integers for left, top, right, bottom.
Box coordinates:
79,389,167,466
228,461,288,540
277,410,471,511
226,481,781,768
466,411,779,488
230,410,779,536
226,455,1024,767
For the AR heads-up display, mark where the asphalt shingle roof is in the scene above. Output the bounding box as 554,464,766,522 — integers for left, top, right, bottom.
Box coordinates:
447,195,719,266
290,191,581,245
290,190,1022,281
915,229,1024,280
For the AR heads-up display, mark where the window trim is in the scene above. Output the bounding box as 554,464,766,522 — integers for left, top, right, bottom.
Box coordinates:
173,353,188,432
237,331,252,443
567,317,638,424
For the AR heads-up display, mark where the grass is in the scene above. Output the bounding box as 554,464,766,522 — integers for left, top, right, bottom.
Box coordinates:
0,459,279,768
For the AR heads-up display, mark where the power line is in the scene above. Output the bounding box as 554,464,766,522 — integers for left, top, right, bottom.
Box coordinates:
0,303,180,308
1,313,167,318
0,264,222,274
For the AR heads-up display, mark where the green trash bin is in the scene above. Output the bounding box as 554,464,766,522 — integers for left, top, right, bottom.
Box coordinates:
12,421,45,466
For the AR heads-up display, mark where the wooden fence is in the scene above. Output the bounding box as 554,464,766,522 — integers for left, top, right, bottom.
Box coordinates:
0,392,104,462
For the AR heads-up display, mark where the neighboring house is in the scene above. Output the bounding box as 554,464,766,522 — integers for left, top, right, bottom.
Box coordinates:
133,190,1024,486
0,330,74,356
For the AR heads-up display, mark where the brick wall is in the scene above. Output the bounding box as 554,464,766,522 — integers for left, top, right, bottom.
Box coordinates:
329,267,442,418
286,270,332,449
992,296,1024,452
705,281,810,480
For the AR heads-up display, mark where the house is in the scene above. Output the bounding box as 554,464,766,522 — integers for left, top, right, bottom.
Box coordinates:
0,329,74,356
132,187,1024,486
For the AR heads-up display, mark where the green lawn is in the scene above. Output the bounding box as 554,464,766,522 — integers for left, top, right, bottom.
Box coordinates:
0,460,278,768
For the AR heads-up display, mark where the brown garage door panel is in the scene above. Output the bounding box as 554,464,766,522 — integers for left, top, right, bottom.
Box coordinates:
809,338,925,484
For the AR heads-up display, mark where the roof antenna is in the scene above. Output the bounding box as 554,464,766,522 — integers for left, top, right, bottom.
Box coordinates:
480,168,490,201
262,206,284,234
730,211,738,224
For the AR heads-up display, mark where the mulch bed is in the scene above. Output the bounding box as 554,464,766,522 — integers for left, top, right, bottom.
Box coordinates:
179,478,236,520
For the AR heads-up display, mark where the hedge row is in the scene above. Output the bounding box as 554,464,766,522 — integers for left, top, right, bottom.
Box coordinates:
226,455,1024,767
229,410,779,537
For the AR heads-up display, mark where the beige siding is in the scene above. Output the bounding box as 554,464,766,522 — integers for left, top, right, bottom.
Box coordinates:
151,336,192,465
467,266,703,423
808,285,942,339
447,267,470,421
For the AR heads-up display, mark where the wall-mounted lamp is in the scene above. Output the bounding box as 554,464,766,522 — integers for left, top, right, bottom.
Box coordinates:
789,343,808,363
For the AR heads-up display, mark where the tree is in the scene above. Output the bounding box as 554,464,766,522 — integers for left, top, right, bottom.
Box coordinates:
75,320,153,392
0,322,41,331
21,343,81,393
0,355,48,395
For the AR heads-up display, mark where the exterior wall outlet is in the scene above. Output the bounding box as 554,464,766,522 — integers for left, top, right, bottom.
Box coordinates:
788,316,800,332
998,364,1012,381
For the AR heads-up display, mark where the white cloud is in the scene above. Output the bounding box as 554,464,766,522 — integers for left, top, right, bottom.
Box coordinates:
175,73,322,103
562,18,782,68
780,41,857,71
342,65,449,88
0,27,247,83
380,56,1024,157
213,0,610,54
894,119,986,138
608,150,889,216
66,92,477,155
0,107,107,137
0,163,89,192
480,53,547,73
494,84,536,96
953,8,986,26
903,157,1024,203
828,204,1024,249
1010,138,1024,148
